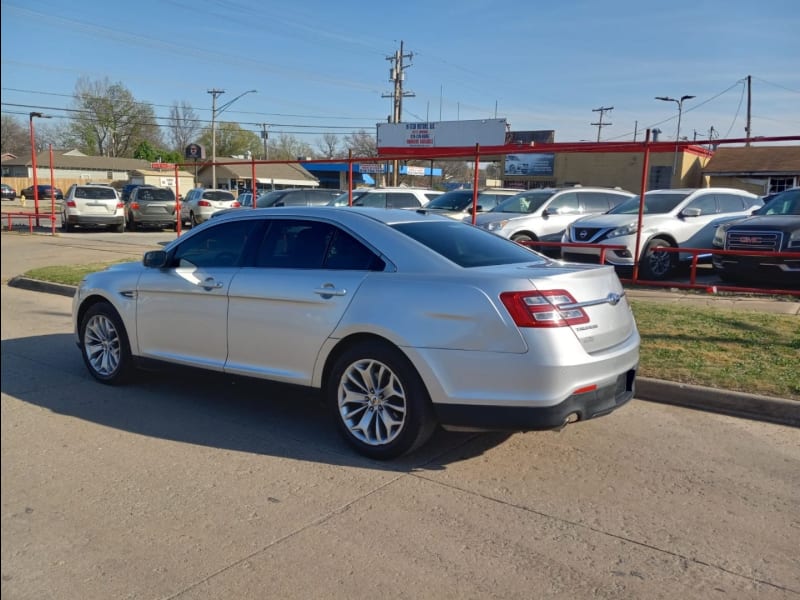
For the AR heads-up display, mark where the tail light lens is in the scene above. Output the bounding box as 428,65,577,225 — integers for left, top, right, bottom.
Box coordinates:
66,200,77,207
198,200,212,207
129,202,139,210
500,290,589,328
232,201,241,208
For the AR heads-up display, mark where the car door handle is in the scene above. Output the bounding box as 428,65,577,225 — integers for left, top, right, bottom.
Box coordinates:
314,284,347,298
201,277,224,291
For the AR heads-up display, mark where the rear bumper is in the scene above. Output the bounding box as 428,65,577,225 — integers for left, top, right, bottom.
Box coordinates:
435,369,636,432
65,214,125,226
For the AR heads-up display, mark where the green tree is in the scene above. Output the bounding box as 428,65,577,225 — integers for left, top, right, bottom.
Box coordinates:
68,76,162,157
198,122,261,158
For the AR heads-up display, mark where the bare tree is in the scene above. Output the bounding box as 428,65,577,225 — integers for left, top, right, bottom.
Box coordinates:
0,115,29,155
69,76,162,157
343,129,377,158
167,101,201,153
266,133,314,161
316,133,340,158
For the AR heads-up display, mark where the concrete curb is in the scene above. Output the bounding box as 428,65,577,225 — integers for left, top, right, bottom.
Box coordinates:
8,276,77,298
636,377,799,428
6,276,799,429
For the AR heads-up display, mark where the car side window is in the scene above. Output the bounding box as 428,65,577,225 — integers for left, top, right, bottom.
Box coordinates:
256,219,334,268
327,230,385,270
686,194,716,215
172,220,259,268
548,192,579,213
387,193,421,208
354,193,386,208
579,192,615,212
717,193,749,213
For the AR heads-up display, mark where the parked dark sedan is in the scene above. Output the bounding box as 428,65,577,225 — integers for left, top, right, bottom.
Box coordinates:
20,184,64,201
712,187,800,287
1,183,16,200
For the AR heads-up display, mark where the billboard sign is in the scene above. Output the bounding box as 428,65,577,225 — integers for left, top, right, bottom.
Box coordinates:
377,118,507,149
504,153,555,176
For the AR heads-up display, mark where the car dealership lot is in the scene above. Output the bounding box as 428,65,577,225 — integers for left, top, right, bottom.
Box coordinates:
2,234,799,599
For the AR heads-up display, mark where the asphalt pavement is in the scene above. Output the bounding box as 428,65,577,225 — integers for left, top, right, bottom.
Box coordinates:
2,201,798,428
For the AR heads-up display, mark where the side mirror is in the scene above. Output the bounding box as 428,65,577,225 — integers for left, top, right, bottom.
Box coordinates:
681,207,702,218
143,250,168,268
543,207,560,216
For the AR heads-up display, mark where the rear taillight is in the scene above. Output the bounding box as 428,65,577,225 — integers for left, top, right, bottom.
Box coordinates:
66,200,76,208
232,201,241,208
129,202,138,210
500,290,589,328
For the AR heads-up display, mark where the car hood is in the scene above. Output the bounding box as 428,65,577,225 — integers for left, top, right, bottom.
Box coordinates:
725,215,800,233
570,213,645,228
473,212,530,226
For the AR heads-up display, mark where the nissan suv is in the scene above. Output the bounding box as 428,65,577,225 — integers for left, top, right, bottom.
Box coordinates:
61,184,125,232
473,187,634,253
561,187,762,280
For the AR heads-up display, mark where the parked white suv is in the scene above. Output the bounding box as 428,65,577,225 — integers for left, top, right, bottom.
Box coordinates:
61,184,125,233
327,187,442,209
561,187,762,279
473,187,634,250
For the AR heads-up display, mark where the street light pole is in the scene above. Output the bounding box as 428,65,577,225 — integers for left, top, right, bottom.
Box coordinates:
207,88,256,189
655,94,695,187
29,111,51,226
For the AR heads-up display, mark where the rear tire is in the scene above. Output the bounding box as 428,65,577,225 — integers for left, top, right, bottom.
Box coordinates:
640,238,675,280
326,341,437,460
190,212,199,228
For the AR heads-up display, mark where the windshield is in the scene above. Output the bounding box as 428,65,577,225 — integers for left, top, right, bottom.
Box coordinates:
491,190,556,214
755,189,800,215
392,220,548,268
255,191,288,208
424,190,473,211
608,192,691,215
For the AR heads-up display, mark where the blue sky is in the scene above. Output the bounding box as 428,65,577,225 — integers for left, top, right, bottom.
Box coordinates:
2,0,799,149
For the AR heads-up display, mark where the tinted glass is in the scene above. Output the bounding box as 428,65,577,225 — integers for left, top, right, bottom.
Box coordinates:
424,190,473,211
492,191,554,214
686,194,716,215
75,187,117,199
392,221,548,268
386,193,422,208
757,189,800,215
202,190,235,202
173,220,259,268
716,193,749,213
580,192,626,211
547,192,580,213
137,188,174,202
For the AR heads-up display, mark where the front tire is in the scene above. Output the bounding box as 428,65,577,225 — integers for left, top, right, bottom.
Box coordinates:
640,238,676,280
326,341,436,460
79,302,134,385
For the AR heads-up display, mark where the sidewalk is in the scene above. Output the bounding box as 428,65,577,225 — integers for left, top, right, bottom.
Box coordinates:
2,216,798,428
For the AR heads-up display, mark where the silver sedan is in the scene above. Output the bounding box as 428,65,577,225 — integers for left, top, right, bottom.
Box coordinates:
72,207,640,459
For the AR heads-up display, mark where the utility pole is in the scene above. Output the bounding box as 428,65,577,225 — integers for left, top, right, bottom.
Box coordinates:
745,75,752,147
382,40,415,185
591,106,613,142
207,88,225,189
260,123,269,160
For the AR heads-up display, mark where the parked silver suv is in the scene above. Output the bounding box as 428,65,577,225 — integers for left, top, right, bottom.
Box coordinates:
473,187,634,248
180,188,238,227
61,184,125,232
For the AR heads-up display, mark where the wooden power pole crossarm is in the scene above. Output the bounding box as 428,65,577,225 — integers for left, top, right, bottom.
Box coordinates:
591,106,614,142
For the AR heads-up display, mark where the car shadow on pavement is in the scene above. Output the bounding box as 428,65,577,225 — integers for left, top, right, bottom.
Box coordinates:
1,334,512,472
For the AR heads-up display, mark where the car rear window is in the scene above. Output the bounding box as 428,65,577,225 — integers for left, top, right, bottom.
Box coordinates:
202,191,235,201
392,221,548,268
139,188,175,202
75,187,117,199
